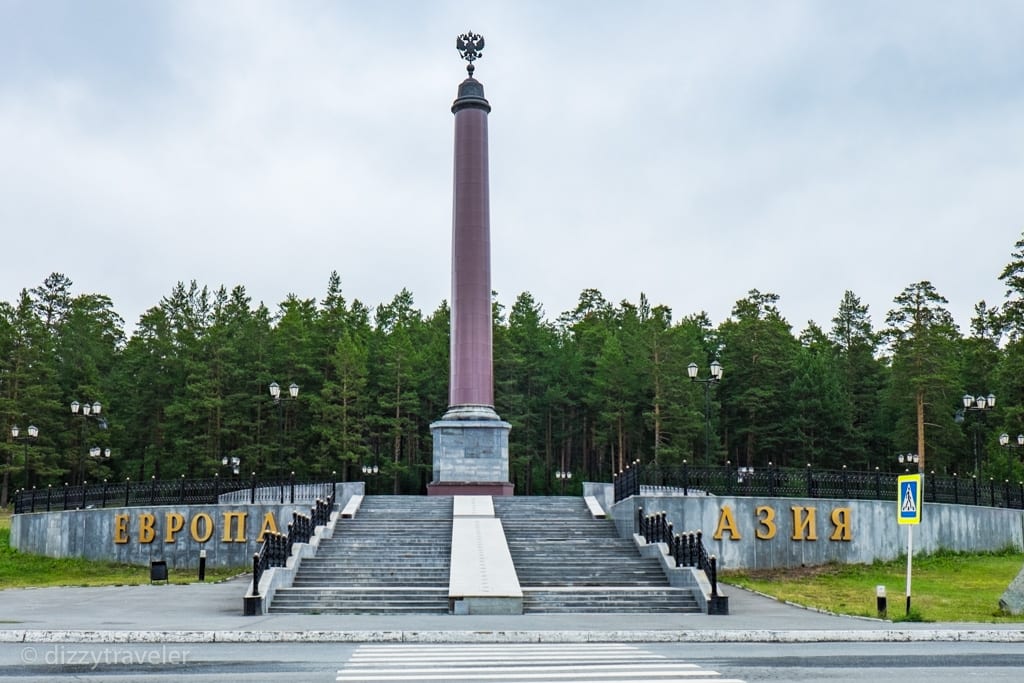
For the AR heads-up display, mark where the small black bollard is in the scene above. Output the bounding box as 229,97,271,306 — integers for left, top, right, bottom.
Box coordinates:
876,585,887,618
198,549,207,582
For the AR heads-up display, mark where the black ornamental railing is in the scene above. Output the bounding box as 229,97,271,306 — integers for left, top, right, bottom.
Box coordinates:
13,473,337,514
250,491,336,603
614,462,1024,510
637,506,720,601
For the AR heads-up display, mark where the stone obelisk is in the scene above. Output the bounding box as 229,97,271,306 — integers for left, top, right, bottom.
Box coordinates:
428,32,513,496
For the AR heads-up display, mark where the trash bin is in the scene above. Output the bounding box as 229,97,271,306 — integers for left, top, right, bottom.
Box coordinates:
150,560,168,583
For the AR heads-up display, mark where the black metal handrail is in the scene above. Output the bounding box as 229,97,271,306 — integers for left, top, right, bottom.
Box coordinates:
12,474,336,514
615,462,1024,510
637,506,719,598
251,491,336,598
613,459,641,501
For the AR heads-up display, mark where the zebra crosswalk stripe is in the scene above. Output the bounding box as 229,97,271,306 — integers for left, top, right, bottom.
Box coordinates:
337,643,746,682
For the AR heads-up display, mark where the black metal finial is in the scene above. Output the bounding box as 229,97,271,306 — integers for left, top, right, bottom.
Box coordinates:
456,31,484,77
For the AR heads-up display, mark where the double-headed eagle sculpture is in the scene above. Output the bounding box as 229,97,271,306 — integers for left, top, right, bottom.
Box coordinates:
456,31,484,75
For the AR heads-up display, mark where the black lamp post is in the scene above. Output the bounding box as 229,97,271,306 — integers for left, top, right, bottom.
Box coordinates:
222,455,241,477
897,452,920,472
268,382,299,476
11,424,39,488
688,360,723,466
361,463,379,494
555,469,572,495
960,393,995,476
998,432,1024,452
71,400,108,485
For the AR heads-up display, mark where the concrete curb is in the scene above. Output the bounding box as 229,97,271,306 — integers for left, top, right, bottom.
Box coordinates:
2,628,1023,644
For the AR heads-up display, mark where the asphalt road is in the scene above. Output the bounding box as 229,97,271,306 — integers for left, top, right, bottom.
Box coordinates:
1,641,1023,682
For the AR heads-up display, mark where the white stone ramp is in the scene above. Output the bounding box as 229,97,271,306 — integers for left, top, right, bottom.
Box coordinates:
448,496,522,614
452,494,494,518
585,494,606,518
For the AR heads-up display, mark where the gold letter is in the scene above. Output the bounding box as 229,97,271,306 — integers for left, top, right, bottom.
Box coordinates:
791,506,818,540
138,513,156,544
755,505,777,540
164,512,185,543
713,505,742,540
190,512,214,543
257,512,280,542
114,514,129,544
830,507,852,541
222,511,248,542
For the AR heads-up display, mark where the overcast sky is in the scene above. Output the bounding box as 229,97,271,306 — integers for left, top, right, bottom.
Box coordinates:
2,1,1022,337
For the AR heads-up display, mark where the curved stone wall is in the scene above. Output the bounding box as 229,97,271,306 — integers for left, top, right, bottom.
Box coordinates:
609,493,1024,569
9,484,362,569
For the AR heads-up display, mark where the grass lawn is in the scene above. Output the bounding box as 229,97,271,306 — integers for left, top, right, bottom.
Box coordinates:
0,509,244,589
722,548,1024,623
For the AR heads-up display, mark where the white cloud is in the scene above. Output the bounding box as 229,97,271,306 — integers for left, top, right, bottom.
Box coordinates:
1,0,1022,336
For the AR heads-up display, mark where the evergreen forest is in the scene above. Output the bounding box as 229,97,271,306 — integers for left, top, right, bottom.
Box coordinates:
5,233,1024,504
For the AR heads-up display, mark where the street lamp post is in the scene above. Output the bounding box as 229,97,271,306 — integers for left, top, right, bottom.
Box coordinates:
11,424,39,488
222,456,241,477
268,382,299,477
897,452,920,472
998,432,1024,453
361,463,379,494
688,360,723,466
71,400,108,485
555,469,572,495
960,393,995,475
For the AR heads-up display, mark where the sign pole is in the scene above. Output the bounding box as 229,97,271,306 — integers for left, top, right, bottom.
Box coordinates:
905,524,913,615
897,472,922,616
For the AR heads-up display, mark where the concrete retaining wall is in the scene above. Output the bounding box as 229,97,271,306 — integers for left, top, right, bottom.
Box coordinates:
607,491,1024,569
9,483,362,570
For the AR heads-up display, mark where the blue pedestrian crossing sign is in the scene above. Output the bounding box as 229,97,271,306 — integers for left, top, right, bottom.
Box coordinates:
898,474,922,525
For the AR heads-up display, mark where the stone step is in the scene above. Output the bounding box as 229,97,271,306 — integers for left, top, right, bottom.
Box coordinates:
269,494,703,616
522,589,701,614
293,571,450,580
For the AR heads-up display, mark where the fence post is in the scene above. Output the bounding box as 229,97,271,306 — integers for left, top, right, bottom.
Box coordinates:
290,471,296,504
251,553,261,597
250,472,257,504
953,473,959,505
990,478,996,507
124,477,131,507
805,464,813,497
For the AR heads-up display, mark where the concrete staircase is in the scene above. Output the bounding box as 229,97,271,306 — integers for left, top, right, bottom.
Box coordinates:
493,496,701,613
268,495,453,614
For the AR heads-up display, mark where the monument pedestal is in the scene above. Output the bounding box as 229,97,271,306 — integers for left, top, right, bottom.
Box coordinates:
429,405,513,496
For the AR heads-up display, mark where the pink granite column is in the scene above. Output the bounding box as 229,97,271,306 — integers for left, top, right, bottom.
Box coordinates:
449,76,493,411
450,105,492,408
